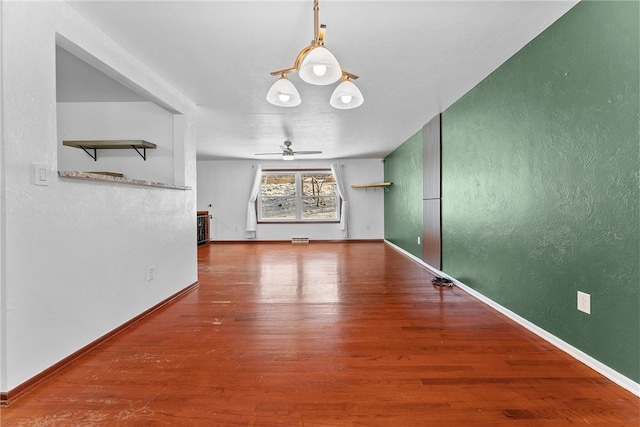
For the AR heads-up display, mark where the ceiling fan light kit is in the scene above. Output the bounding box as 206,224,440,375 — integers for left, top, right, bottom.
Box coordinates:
266,0,363,110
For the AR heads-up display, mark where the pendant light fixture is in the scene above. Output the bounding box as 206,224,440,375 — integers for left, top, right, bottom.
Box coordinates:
266,0,363,109
330,75,364,109
265,73,301,107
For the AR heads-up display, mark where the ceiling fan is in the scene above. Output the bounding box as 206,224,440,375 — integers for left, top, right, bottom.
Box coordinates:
255,140,322,161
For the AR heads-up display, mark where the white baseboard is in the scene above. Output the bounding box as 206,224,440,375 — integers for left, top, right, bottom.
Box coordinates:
384,240,640,397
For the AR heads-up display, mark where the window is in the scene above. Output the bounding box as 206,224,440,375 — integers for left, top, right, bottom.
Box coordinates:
259,170,339,222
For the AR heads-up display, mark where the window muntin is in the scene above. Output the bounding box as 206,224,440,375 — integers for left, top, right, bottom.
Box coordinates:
259,170,338,222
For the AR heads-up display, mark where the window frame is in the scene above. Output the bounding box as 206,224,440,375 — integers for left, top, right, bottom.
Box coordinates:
257,168,340,224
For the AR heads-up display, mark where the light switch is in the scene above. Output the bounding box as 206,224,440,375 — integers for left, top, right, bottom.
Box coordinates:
33,163,50,186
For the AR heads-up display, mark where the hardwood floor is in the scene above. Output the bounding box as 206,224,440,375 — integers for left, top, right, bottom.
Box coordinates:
1,242,638,426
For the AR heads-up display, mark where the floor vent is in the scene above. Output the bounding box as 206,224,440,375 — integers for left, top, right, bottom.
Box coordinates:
291,237,310,244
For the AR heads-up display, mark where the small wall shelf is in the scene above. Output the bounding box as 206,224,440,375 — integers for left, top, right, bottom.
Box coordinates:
351,182,392,192
62,140,157,161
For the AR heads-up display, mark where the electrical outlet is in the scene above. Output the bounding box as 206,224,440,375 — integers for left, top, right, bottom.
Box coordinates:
147,266,155,282
577,291,590,314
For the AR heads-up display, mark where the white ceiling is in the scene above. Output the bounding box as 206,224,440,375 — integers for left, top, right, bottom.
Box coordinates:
61,0,578,161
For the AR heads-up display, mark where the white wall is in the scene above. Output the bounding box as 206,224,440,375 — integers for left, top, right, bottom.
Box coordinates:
0,0,6,395
197,159,385,241
57,102,175,184
0,1,197,392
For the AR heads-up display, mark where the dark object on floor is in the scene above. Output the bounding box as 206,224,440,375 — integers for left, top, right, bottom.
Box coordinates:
431,276,454,286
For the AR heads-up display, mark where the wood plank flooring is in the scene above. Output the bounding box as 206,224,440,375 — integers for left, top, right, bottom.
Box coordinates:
1,242,638,426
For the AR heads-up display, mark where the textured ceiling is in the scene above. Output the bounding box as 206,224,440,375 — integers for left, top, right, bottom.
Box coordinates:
61,0,578,160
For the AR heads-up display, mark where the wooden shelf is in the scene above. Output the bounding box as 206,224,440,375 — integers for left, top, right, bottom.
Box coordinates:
351,182,392,190
62,140,156,161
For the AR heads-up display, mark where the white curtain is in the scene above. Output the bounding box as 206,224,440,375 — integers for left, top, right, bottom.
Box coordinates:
245,165,262,239
331,163,349,239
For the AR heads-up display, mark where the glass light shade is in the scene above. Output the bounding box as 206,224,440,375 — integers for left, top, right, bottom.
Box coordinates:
298,47,342,85
266,76,301,107
283,152,295,161
330,79,364,109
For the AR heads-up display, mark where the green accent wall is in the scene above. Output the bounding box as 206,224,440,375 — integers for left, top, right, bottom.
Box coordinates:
384,129,423,258
386,1,640,382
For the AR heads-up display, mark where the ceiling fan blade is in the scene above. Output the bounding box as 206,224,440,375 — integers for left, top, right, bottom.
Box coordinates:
258,141,320,157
